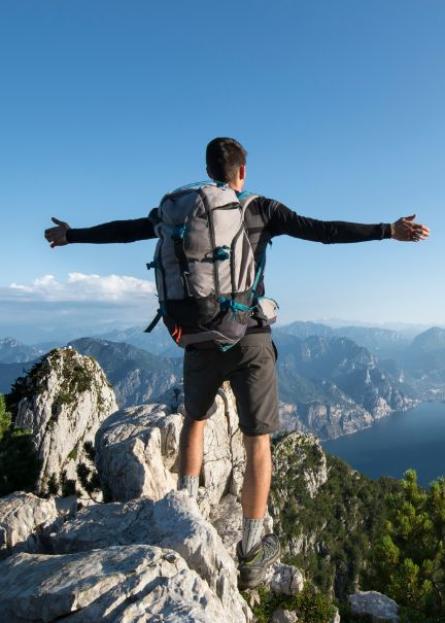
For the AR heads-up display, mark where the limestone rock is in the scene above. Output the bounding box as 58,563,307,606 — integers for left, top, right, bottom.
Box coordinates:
0,545,230,622
349,590,399,622
95,384,245,512
94,403,179,502
46,490,252,622
331,607,341,622
267,561,305,595
202,385,246,501
0,492,57,556
94,384,281,562
271,608,299,622
11,347,117,497
210,492,243,555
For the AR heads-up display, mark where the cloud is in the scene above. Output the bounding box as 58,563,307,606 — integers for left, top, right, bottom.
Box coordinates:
5,273,156,304
0,273,159,342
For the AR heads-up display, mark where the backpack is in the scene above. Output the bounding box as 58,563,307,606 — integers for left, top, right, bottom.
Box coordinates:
144,181,267,349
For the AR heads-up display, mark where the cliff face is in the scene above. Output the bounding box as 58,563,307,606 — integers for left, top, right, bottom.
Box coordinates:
276,334,418,440
271,432,329,559
8,347,117,497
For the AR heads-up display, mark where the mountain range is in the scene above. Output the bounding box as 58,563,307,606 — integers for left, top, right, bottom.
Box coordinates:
1,322,445,440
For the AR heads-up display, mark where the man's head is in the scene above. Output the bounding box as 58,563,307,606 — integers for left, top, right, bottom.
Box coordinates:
206,137,247,191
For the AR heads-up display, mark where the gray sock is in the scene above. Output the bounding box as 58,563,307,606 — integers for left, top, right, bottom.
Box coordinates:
178,474,199,499
242,516,264,556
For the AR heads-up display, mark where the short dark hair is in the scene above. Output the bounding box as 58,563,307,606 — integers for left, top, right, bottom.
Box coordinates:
206,137,247,183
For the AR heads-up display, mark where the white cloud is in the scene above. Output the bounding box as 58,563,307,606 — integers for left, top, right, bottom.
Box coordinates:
6,272,156,303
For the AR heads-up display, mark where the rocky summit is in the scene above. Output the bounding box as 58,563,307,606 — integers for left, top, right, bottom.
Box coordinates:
0,347,402,622
0,355,308,623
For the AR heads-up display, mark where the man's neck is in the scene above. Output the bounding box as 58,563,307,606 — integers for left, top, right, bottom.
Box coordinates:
210,178,243,193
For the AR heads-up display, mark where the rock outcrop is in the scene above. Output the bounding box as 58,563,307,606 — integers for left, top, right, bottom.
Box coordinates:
95,385,245,516
9,347,118,497
0,545,231,623
94,385,278,555
45,491,251,622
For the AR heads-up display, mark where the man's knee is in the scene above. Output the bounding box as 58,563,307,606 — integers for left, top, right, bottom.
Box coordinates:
180,414,207,443
243,433,271,457
182,412,208,428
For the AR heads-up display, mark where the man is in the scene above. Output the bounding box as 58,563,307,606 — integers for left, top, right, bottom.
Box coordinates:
45,137,430,590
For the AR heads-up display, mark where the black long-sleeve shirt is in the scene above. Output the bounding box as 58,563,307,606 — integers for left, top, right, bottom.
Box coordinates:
66,196,392,331
66,197,392,245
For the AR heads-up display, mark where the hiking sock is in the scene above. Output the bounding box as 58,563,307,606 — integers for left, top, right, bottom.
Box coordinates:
241,516,264,556
178,474,199,499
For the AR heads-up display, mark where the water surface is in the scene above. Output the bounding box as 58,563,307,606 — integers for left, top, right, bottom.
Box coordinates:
322,402,445,487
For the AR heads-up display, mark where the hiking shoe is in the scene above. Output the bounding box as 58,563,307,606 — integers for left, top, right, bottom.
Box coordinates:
236,533,281,590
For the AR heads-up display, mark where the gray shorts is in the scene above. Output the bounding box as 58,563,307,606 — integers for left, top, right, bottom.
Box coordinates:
183,332,279,436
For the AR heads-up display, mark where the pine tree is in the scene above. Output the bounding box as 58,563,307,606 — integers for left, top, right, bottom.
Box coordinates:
365,469,445,622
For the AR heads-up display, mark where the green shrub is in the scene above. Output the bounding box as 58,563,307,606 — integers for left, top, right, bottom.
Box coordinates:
0,394,41,496
0,394,12,441
251,582,336,623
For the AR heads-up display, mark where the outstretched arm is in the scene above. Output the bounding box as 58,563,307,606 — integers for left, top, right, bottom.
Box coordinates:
266,200,429,244
45,216,156,247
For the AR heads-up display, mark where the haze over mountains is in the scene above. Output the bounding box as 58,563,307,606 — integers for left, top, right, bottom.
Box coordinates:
2,322,444,441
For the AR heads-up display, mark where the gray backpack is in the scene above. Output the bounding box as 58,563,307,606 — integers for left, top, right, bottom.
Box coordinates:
145,181,264,349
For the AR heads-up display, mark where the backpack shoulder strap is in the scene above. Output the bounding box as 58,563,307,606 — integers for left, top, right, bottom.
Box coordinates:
238,192,259,218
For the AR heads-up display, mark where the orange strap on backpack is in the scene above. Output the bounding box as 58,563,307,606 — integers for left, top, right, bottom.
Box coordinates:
171,324,183,344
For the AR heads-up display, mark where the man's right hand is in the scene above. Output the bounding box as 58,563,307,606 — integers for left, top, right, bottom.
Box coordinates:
390,214,430,242
44,217,71,248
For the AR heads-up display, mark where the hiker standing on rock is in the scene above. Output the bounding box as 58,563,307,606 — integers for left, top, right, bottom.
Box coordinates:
45,137,430,589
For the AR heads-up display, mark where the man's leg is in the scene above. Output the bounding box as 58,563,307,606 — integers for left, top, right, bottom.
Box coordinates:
241,433,272,555
225,334,281,588
242,433,272,517
178,415,206,498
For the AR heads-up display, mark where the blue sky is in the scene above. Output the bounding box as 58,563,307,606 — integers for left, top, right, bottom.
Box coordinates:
0,0,444,341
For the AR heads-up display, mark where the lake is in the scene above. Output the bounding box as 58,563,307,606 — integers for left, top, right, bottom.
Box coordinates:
322,402,445,487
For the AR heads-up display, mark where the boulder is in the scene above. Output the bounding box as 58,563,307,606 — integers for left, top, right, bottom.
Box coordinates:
0,491,75,558
94,403,179,502
0,545,230,622
46,490,252,622
349,590,399,622
267,562,305,595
